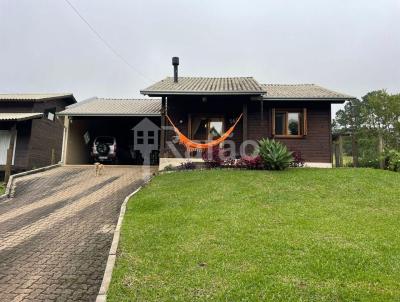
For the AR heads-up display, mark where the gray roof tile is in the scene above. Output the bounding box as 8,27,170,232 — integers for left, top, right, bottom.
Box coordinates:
58,98,161,116
261,84,355,99
0,113,43,121
0,93,75,103
141,77,265,95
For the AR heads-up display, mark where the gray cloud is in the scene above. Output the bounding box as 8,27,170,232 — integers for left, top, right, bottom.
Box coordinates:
1,0,399,116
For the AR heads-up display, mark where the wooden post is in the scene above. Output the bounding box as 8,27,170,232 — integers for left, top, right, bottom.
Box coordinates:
378,132,384,169
350,102,359,168
334,141,340,167
243,102,248,142
160,97,166,157
4,124,17,184
338,134,343,167
188,114,192,139
271,108,276,137
352,133,359,167
51,148,56,165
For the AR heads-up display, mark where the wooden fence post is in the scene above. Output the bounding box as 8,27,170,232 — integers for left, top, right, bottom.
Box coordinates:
338,135,343,167
352,133,359,167
378,133,385,169
334,141,340,167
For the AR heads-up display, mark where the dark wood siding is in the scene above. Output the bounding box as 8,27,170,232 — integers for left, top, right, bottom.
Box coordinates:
0,102,34,113
166,96,332,163
248,101,332,163
27,98,72,169
166,96,244,157
14,120,33,169
0,98,72,170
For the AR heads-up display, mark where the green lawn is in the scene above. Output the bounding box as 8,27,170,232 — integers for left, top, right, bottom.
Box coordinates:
108,168,400,301
0,183,5,195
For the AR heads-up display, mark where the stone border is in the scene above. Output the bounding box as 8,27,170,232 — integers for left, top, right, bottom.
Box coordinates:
96,175,153,302
0,163,61,200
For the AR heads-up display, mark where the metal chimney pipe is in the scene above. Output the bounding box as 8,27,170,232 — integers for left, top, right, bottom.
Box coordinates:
172,57,179,83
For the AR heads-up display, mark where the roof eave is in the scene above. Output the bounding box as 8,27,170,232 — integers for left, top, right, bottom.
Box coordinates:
0,113,43,122
140,90,266,96
261,97,354,103
37,94,77,104
57,113,161,117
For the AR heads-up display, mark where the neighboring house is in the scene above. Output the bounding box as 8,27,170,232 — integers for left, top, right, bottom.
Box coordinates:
141,58,356,169
58,97,160,165
0,93,76,173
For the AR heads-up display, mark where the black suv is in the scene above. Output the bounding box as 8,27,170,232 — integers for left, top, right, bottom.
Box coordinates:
91,136,117,163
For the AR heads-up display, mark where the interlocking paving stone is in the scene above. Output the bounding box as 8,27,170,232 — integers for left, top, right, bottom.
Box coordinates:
0,165,154,301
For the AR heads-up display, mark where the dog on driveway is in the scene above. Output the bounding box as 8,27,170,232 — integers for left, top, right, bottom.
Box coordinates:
94,162,104,176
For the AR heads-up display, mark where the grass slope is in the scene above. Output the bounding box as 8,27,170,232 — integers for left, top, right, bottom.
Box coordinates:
108,169,400,301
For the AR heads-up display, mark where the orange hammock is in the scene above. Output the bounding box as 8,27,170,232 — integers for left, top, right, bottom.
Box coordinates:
166,113,243,150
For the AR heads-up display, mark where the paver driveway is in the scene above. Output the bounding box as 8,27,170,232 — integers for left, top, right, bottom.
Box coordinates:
0,165,154,301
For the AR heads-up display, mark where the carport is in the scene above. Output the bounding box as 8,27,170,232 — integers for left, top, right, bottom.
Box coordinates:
58,97,161,165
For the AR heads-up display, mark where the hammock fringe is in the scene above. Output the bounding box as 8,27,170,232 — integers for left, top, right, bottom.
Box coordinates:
166,113,243,151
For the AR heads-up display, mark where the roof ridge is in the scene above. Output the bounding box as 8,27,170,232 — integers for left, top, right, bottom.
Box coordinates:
99,97,160,100
261,83,315,86
164,76,256,79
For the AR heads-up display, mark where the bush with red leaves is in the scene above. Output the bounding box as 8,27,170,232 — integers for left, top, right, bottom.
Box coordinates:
290,151,305,167
202,147,226,168
236,155,264,170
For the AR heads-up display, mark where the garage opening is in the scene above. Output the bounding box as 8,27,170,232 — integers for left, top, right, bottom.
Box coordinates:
59,97,162,166
65,116,160,165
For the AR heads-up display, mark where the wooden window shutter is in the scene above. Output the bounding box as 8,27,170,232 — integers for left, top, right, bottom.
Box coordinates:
272,108,276,136
303,108,308,136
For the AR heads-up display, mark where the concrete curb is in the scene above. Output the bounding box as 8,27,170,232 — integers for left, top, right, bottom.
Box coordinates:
96,175,153,302
0,163,61,200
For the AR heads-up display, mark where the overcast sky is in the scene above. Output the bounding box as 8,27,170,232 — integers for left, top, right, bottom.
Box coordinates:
0,0,399,116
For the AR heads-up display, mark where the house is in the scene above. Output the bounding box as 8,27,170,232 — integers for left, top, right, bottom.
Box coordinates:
58,97,160,165
0,93,76,175
141,57,356,169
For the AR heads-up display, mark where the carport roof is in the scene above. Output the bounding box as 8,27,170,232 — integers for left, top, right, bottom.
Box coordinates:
58,97,161,116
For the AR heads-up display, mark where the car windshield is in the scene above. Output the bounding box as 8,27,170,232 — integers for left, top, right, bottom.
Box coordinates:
96,137,114,144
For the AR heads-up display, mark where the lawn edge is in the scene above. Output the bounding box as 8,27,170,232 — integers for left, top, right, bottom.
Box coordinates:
96,174,154,302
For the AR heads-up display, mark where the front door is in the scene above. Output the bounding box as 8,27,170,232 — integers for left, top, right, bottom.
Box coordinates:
191,117,224,142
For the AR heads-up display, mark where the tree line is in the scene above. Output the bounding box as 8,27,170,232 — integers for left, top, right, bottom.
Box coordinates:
333,90,400,170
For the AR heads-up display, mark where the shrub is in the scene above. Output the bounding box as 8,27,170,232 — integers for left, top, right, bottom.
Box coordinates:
236,155,263,170
385,150,400,172
290,151,305,168
202,147,225,169
257,139,293,170
178,161,196,170
359,157,380,168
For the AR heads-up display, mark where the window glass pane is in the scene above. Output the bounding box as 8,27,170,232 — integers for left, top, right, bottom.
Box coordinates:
288,113,300,135
208,121,223,140
137,131,144,137
137,138,144,144
192,119,208,140
148,138,154,144
275,113,285,135
148,131,154,137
